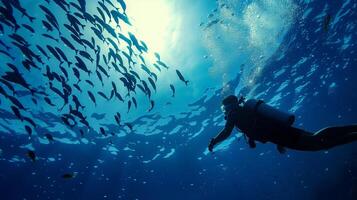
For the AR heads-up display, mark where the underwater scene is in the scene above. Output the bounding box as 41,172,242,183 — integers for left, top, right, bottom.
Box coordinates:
0,0,356,199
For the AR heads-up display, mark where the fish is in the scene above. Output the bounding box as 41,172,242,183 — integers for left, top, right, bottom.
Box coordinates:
11,42,42,63
66,13,85,30
140,41,148,52
76,0,86,12
62,172,77,179
61,115,76,128
132,97,137,108
49,82,68,110
8,96,26,110
127,100,132,113
69,2,82,13
128,32,143,52
45,15,60,34
85,80,94,87
72,68,81,83
95,70,104,86
21,24,35,33
155,61,168,70
2,65,33,93
154,52,161,61
45,133,54,142
42,34,59,42
32,98,38,105
205,19,220,29
44,97,55,106
100,127,106,136
97,91,109,101
170,84,175,97
115,91,124,102
0,5,20,31
80,129,85,137
124,123,133,131
6,0,35,22
153,64,161,72
107,37,120,52
114,112,121,125
116,0,127,12
97,64,109,78
22,59,40,71
72,95,85,110
73,83,82,93
27,150,36,162
111,10,131,26
36,45,50,60
91,113,106,120
141,64,152,76
87,91,96,106
0,41,11,51
47,45,63,64
81,11,96,24
64,25,82,39
59,66,69,80
55,47,72,67
82,39,95,51
90,27,105,42
141,80,151,98
60,37,78,54
39,5,57,24
148,100,155,112
96,7,107,22
25,125,32,137
23,117,36,128
98,2,112,22
148,77,156,92
42,20,53,32
79,51,94,63
69,106,86,120
75,56,91,76
72,33,85,47
0,79,16,95
323,14,331,32
9,34,27,45
118,33,132,46
0,49,15,60
0,85,8,98
175,70,189,85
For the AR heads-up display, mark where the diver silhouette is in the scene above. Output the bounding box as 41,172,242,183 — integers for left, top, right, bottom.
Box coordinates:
208,95,357,153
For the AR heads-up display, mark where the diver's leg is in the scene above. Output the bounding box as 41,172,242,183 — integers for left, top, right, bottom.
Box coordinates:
297,126,357,151
318,131,357,149
314,125,357,137
271,127,320,151
271,125,357,151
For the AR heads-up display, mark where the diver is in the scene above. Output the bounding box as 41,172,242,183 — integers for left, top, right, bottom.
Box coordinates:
208,95,357,153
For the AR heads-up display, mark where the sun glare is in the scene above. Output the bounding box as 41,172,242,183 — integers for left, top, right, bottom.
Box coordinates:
126,0,174,53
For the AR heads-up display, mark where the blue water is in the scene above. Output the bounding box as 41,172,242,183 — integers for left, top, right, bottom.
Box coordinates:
0,0,356,199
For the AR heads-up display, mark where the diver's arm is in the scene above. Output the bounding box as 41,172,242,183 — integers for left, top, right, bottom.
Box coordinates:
248,138,256,148
212,125,234,145
208,118,235,151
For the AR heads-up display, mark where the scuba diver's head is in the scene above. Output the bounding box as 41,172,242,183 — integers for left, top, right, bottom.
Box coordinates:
221,95,246,116
221,95,239,116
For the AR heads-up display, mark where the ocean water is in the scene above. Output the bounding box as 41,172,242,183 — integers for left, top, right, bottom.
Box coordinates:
0,0,356,199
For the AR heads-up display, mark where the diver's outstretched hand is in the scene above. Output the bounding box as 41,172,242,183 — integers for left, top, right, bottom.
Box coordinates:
277,145,287,154
208,138,215,152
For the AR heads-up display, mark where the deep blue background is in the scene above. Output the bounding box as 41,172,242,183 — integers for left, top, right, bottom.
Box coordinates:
0,0,357,199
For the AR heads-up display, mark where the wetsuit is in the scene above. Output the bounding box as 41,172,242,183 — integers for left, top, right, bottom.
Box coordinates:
210,106,357,152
